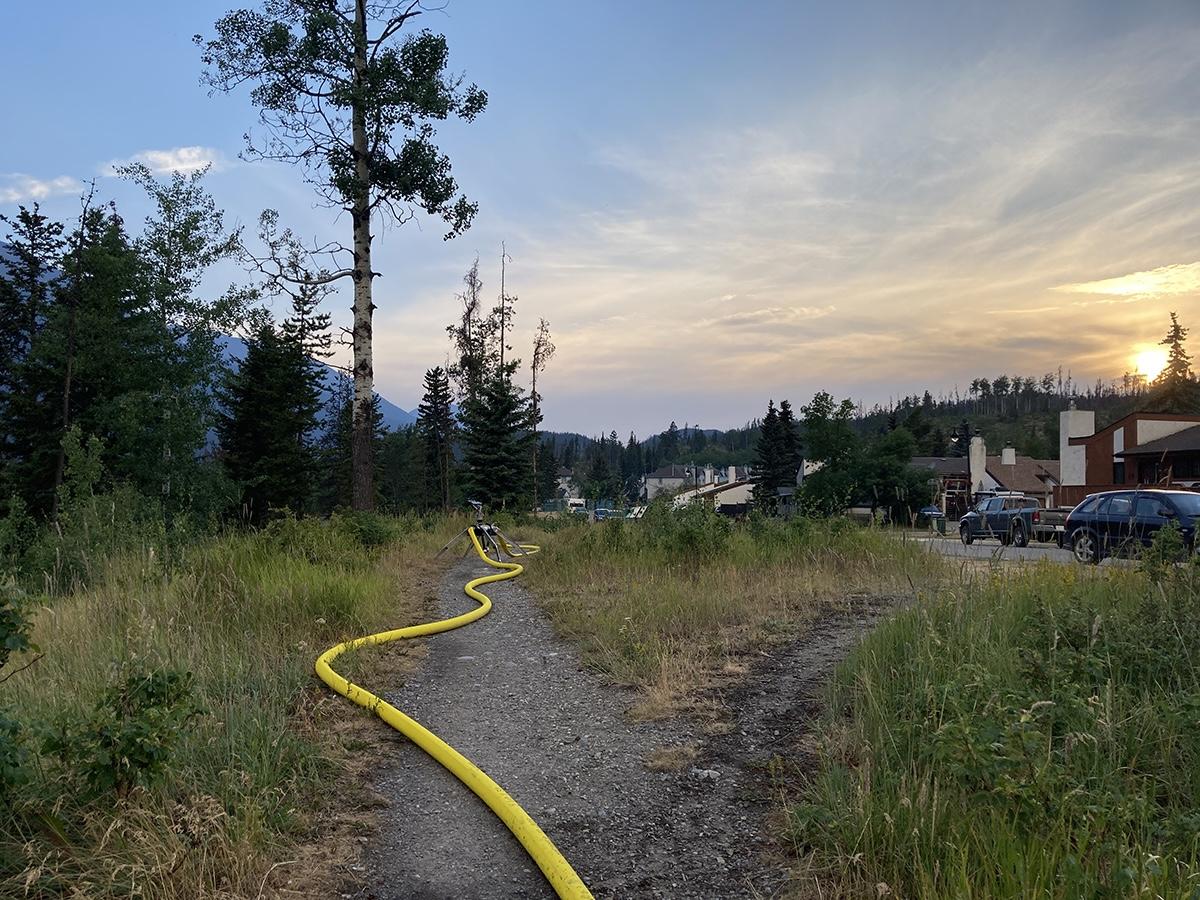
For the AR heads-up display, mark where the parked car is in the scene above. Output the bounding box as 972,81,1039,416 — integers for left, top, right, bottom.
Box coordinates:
1064,489,1200,564
959,494,1067,547
593,507,618,521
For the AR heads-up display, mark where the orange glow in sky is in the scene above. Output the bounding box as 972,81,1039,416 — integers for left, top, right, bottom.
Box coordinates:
1134,347,1168,382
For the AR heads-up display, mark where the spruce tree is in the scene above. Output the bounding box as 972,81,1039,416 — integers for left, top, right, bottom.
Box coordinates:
660,421,680,461
458,371,533,510
778,399,800,486
752,400,784,510
416,366,455,512
1148,311,1199,413
217,320,323,524
535,441,558,508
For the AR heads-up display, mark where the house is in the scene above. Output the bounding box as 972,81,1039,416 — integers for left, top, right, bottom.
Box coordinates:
556,467,579,500
643,464,699,500
671,467,754,516
982,448,1060,508
1115,423,1200,488
643,464,750,501
1054,406,1200,506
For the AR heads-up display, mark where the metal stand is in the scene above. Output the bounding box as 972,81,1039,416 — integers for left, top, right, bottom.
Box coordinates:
435,500,530,560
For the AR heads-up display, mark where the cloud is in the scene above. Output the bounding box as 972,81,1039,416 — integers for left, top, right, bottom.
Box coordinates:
694,305,836,329
0,174,83,204
1053,262,1200,298
107,146,226,175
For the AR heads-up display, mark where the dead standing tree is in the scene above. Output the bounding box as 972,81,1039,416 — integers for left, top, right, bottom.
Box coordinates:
197,0,487,510
530,317,554,511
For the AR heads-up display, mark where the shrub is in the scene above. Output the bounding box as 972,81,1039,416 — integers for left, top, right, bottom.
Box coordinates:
43,665,201,799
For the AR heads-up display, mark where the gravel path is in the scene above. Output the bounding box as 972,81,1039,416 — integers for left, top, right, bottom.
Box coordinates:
356,554,892,900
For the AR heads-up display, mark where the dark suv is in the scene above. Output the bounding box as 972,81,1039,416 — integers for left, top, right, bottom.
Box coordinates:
1064,489,1200,564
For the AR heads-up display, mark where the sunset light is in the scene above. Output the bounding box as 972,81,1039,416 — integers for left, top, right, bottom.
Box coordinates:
1134,346,1168,382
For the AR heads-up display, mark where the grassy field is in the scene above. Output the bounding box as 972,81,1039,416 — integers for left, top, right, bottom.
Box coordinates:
525,504,940,717
790,559,1200,898
0,512,473,899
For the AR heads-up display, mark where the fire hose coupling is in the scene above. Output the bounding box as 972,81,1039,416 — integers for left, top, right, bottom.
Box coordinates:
314,507,591,899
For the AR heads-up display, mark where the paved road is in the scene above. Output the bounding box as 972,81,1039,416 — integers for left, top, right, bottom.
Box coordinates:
910,534,1127,567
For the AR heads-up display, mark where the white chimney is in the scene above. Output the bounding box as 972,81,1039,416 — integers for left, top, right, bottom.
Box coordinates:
704,464,714,485
727,465,736,484
1001,446,1016,466
1059,407,1096,486
969,434,987,493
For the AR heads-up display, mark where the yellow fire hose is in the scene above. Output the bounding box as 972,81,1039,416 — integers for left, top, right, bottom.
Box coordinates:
314,527,594,900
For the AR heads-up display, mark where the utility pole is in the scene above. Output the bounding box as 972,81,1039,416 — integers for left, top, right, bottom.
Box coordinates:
499,241,510,375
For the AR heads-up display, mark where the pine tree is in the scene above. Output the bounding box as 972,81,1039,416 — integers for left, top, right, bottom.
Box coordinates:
416,367,455,512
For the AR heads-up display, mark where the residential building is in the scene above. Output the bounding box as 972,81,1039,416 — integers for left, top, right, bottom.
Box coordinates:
1054,407,1200,506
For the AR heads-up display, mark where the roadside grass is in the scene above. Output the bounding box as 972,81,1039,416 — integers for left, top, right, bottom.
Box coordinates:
1,512,470,899
524,504,940,717
790,560,1200,898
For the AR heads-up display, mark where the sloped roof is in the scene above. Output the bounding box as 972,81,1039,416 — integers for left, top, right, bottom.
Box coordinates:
646,464,693,479
1117,423,1200,457
986,456,1060,494
911,456,969,476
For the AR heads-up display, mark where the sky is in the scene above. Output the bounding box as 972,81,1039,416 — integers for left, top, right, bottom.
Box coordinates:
3,1,1200,436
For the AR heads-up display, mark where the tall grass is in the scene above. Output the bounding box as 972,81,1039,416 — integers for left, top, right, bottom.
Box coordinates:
791,561,1200,897
525,504,939,715
1,511,471,898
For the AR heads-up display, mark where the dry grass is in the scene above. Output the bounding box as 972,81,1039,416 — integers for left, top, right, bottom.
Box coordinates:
644,742,700,772
525,508,941,717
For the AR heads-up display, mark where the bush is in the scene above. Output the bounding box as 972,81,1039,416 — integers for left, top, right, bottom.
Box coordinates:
42,665,201,799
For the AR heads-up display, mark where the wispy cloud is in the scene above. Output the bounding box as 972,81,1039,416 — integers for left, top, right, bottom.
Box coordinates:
0,173,83,204
1053,262,1200,297
694,305,836,329
106,146,226,175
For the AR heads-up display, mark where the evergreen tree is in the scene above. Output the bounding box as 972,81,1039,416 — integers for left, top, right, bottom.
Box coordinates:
217,319,323,524
778,399,800,484
1148,311,1199,413
316,379,386,513
458,372,534,509
416,366,455,512
535,441,558,507
660,420,680,461
752,400,784,510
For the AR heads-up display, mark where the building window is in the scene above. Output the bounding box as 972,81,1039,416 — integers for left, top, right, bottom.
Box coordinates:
1112,461,1125,484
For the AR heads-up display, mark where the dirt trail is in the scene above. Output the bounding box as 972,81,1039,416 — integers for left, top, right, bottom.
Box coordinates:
352,554,892,900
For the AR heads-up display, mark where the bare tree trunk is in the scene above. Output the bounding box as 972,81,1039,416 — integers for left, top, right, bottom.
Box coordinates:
350,0,375,511
530,367,538,512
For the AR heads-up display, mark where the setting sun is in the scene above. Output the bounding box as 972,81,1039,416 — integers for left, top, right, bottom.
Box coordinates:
1133,347,1168,382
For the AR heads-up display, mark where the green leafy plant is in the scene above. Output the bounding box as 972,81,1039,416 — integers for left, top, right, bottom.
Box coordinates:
44,666,201,799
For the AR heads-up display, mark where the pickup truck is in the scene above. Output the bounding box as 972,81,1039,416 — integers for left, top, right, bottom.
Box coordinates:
958,494,1069,547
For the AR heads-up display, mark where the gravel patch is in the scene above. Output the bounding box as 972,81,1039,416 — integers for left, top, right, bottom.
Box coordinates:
354,554,894,899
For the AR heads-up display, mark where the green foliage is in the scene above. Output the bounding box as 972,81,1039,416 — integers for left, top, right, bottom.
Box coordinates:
0,711,27,799
218,321,324,524
1146,311,1200,413
1138,520,1189,580
795,565,1200,897
417,366,456,511
334,509,402,549
43,665,200,799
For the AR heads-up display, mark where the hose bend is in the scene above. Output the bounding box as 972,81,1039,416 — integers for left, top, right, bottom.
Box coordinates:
314,527,592,900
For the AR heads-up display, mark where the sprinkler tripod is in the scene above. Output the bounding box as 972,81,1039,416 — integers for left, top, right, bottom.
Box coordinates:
436,499,530,560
